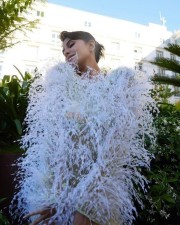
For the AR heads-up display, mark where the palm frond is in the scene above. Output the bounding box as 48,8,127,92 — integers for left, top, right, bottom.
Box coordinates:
151,57,180,74
164,44,180,57
151,75,180,87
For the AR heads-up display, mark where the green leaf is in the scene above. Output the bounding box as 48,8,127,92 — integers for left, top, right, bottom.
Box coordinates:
14,119,22,135
162,195,176,204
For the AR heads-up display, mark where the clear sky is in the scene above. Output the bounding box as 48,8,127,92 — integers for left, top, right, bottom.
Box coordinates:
48,0,180,32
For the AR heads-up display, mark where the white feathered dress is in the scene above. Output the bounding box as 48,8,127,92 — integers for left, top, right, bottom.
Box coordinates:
11,63,157,225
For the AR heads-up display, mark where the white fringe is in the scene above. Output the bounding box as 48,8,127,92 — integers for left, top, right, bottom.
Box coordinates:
11,62,157,225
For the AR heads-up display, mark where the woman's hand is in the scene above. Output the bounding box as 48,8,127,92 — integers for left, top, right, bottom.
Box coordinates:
23,206,56,225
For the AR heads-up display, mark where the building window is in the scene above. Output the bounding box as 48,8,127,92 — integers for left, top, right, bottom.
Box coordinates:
84,21,91,27
135,62,143,71
135,32,140,38
158,67,165,76
51,32,60,43
134,47,142,59
160,38,165,44
134,47,142,54
170,53,175,61
37,10,44,17
156,50,163,58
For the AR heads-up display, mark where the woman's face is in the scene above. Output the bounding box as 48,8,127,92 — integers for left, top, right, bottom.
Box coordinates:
62,38,92,70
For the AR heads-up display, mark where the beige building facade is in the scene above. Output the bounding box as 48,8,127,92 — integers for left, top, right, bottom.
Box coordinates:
0,2,179,80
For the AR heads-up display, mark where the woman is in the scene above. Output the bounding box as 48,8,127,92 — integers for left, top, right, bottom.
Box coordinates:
11,31,157,225
61,31,103,74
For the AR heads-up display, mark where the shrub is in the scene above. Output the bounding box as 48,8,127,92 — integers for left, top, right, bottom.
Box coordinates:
0,66,32,149
136,103,180,224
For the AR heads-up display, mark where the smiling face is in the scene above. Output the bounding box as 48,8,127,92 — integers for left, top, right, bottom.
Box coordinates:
62,38,95,72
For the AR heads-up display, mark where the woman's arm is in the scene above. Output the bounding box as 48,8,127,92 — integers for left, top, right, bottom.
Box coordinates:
23,207,56,225
23,208,98,225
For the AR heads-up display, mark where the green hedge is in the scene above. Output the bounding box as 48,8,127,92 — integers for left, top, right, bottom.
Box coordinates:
0,66,32,149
